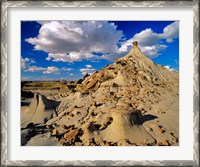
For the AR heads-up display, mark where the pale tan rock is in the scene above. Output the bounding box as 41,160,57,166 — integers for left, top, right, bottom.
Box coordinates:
86,77,100,89
21,41,179,146
101,108,155,145
63,128,79,143
21,94,58,128
52,129,57,136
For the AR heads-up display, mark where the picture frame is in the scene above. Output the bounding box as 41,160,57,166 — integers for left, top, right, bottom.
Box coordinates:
1,0,199,166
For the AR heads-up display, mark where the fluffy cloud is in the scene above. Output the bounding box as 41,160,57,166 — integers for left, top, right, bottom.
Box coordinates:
140,44,167,57
24,65,71,75
132,29,168,58
26,21,179,63
26,21,123,62
21,57,26,69
43,66,60,74
103,21,179,61
164,65,177,72
133,29,161,46
21,56,36,69
85,64,92,68
69,73,74,76
80,65,95,75
101,51,128,61
24,66,46,72
46,52,95,62
62,67,73,71
22,54,74,75
161,21,179,42
24,58,36,63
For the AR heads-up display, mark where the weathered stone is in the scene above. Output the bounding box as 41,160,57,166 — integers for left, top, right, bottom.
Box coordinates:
159,128,165,133
21,40,179,146
63,129,79,143
46,125,51,129
158,140,169,146
86,77,99,89
61,124,67,129
68,113,74,117
172,136,178,143
157,110,165,114
132,41,138,47
103,141,110,146
96,70,104,78
117,139,131,146
75,142,83,146
59,138,66,145
131,103,137,108
170,133,178,142
52,129,57,135
110,86,118,93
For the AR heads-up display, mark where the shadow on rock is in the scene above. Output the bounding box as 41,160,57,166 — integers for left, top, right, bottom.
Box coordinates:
142,114,158,123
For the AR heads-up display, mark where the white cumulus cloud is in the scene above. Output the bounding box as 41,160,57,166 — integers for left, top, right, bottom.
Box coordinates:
103,21,179,61
164,65,177,72
161,21,179,42
62,67,73,71
46,52,95,62
69,73,74,76
24,66,46,72
21,57,26,69
26,21,123,62
24,65,71,75
140,44,168,57
26,21,179,63
80,65,95,75
43,66,60,74
21,56,36,69
85,64,92,68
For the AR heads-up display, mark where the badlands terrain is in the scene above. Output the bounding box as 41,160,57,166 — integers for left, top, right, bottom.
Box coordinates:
21,42,179,146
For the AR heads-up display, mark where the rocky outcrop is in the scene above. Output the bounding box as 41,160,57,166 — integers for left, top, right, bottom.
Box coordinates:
21,94,59,128
21,41,179,146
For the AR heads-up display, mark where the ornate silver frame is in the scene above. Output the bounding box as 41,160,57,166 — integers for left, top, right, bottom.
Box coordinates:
1,1,199,166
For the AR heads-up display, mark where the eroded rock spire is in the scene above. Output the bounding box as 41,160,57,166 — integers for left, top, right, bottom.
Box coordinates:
132,41,138,47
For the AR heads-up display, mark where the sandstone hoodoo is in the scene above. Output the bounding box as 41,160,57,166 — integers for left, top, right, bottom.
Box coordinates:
21,94,59,128
21,41,179,146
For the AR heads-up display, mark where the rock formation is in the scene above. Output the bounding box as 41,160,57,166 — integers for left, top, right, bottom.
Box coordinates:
21,94,59,128
21,41,179,146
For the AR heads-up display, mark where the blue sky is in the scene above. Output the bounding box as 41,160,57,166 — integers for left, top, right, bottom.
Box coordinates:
21,21,179,81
